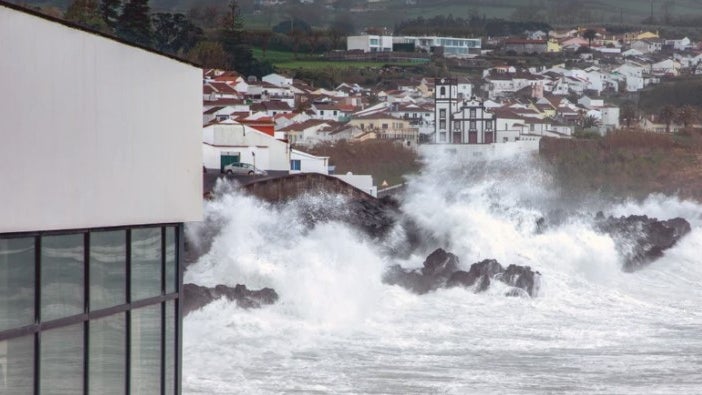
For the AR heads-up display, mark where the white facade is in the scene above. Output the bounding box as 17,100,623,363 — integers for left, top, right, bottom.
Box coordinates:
0,4,202,233
347,35,393,52
262,73,293,87
434,78,460,143
202,121,290,172
400,36,481,58
290,149,329,174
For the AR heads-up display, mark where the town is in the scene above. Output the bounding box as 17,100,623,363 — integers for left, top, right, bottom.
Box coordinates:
202,26,702,193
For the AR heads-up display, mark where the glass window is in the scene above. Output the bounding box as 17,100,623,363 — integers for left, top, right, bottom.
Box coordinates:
165,301,176,395
130,304,162,395
90,231,126,311
0,335,33,394
41,234,84,321
290,160,301,171
131,228,162,301
89,313,125,395
0,237,35,332
40,323,84,395
165,228,177,294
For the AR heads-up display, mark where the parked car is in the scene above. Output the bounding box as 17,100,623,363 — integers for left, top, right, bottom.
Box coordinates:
223,162,267,176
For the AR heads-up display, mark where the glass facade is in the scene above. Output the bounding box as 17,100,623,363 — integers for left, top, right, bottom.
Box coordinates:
0,224,182,395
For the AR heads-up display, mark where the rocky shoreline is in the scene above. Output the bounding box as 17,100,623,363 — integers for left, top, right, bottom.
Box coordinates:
183,193,692,314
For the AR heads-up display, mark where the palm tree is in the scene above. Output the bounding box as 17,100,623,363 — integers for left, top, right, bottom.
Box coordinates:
659,105,677,133
583,29,597,48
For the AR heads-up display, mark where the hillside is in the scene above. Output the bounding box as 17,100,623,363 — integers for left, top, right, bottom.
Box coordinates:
20,0,702,30
301,140,421,187
540,131,702,201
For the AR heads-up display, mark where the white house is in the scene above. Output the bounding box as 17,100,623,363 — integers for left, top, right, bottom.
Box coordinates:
290,149,329,174
650,59,681,77
202,120,290,172
613,63,646,92
262,72,293,87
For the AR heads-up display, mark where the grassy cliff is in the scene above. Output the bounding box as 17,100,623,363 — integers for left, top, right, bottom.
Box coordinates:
302,140,420,187
540,131,702,201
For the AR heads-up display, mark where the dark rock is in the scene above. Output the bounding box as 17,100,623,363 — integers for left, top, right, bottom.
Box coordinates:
421,248,459,277
497,265,541,297
383,248,460,294
595,214,691,272
182,283,278,315
447,259,503,288
385,249,541,297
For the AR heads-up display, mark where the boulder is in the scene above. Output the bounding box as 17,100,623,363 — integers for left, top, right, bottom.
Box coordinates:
383,248,459,294
447,259,503,288
385,249,541,297
497,264,541,297
595,214,691,272
182,283,278,315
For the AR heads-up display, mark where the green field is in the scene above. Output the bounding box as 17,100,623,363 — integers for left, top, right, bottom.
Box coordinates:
252,48,426,71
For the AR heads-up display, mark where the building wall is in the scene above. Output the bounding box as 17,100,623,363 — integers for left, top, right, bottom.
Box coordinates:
0,5,202,233
203,123,289,171
290,149,329,174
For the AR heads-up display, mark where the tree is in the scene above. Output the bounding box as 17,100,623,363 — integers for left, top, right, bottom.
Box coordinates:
659,105,677,133
187,41,229,68
99,0,121,30
65,0,108,31
583,29,597,47
117,0,152,46
676,105,698,128
620,101,638,128
151,13,203,55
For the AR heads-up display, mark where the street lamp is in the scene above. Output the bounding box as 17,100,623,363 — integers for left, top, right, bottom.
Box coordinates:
252,151,256,178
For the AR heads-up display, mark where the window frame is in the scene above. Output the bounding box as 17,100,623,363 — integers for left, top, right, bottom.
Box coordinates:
0,223,183,395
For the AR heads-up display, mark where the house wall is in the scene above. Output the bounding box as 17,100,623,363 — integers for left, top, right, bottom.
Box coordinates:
203,123,289,171
290,150,329,174
0,5,202,233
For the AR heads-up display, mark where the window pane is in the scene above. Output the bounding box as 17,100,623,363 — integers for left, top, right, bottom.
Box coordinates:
89,313,125,395
0,238,35,331
40,323,83,395
0,335,34,394
131,228,162,301
90,231,126,310
165,228,176,294
165,301,176,395
41,234,84,321
131,304,161,394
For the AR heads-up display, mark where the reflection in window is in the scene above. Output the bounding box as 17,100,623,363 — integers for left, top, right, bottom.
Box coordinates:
131,304,161,394
166,227,177,294
40,323,84,395
131,228,162,301
89,313,125,395
0,335,33,394
41,234,84,321
90,231,126,310
0,238,35,332
165,301,176,395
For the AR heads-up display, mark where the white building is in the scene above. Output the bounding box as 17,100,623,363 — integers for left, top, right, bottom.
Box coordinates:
202,120,290,172
0,2,201,393
347,35,393,52
262,72,293,87
290,149,330,174
347,34,481,58
434,78,503,144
